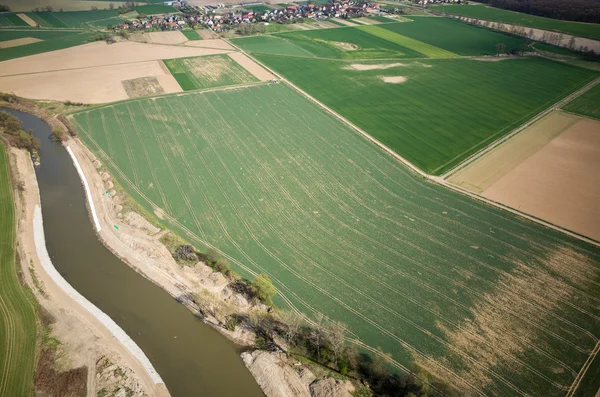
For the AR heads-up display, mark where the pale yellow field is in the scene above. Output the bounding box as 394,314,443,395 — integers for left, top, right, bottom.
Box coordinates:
184,38,235,50
130,31,188,45
0,61,182,103
227,52,275,81
0,41,229,77
16,13,37,27
0,37,42,49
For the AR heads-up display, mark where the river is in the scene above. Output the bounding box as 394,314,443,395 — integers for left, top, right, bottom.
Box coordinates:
2,108,264,397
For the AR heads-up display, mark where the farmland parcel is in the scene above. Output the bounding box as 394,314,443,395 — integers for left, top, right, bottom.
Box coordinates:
252,55,597,174
0,143,37,397
71,84,600,397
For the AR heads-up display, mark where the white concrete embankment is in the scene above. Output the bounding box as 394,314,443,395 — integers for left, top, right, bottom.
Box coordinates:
66,145,102,232
33,207,164,384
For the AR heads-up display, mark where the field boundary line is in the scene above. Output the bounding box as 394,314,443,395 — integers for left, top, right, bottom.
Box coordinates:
230,43,600,248
440,76,600,179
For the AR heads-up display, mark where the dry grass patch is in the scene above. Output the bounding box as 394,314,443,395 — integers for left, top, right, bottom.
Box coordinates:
331,41,358,51
381,75,407,83
347,62,406,71
0,37,42,49
122,76,165,99
16,13,37,26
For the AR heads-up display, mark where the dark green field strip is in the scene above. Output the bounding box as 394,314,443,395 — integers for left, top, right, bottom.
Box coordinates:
230,35,315,57
73,84,600,397
0,143,37,397
325,18,348,27
380,17,529,56
0,13,29,27
0,31,94,61
25,12,68,28
163,55,259,91
0,29,84,42
274,27,424,59
563,84,600,119
25,9,127,28
367,15,396,23
255,55,598,174
181,29,202,41
136,4,178,14
429,4,600,41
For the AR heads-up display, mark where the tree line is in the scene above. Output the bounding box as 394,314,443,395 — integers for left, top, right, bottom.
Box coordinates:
0,111,40,153
477,0,600,24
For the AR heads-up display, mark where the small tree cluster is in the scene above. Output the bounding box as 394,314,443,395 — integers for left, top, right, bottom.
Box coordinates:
0,111,40,154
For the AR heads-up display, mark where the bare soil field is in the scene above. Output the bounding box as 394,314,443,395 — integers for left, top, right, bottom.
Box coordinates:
184,38,235,50
130,31,188,45
1,0,127,11
16,13,36,27
0,37,42,49
228,52,275,81
0,41,229,77
0,61,182,103
197,29,218,39
333,18,358,26
448,111,580,193
482,116,600,241
353,17,379,25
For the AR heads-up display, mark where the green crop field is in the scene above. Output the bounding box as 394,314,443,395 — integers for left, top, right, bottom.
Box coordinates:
0,142,37,397
181,29,202,41
71,83,600,397
0,30,93,62
136,4,178,14
380,17,529,56
356,24,458,58
163,55,258,91
273,27,424,59
429,4,600,41
0,13,29,27
367,15,395,23
231,35,315,57
252,55,597,174
563,84,600,119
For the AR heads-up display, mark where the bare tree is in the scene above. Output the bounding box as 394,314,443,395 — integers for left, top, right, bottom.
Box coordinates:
109,3,114,10
495,43,506,56
528,28,535,39
309,313,326,360
568,36,576,50
325,321,347,363
277,311,303,346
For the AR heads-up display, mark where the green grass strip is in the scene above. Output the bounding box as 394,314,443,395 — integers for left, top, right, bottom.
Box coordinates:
563,84,600,120
356,24,458,58
181,29,202,41
0,142,37,397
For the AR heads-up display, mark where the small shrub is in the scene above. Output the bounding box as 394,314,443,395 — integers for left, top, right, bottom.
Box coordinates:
174,244,198,262
51,127,67,142
251,274,276,305
213,259,231,276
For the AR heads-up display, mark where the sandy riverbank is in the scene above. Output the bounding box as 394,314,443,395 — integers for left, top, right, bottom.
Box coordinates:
9,146,169,397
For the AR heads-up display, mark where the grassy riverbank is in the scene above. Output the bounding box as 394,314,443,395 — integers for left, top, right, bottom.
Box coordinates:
0,141,37,396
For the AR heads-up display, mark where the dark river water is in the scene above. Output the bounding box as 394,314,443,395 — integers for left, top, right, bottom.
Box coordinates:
3,108,264,397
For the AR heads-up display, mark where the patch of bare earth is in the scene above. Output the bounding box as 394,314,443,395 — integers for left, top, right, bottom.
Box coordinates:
17,13,37,26
130,31,188,45
346,62,406,71
228,52,275,81
0,60,181,104
380,75,407,84
122,76,165,99
332,18,357,26
483,117,600,241
0,37,42,49
417,246,599,396
184,38,234,50
331,41,357,51
197,29,218,39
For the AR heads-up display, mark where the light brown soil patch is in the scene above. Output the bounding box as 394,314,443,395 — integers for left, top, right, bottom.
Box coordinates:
122,76,165,99
17,13,37,26
228,52,275,81
353,17,378,25
0,41,229,77
314,21,339,29
449,111,580,193
197,29,218,39
0,60,181,103
331,41,357,51
483,117,600,241
131,31,188,45
0,37,42,49
347,62,406,71
332,18,357,26
184,38,235,50
381,75,407,84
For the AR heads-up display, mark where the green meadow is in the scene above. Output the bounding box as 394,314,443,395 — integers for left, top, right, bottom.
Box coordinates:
563,83,600,119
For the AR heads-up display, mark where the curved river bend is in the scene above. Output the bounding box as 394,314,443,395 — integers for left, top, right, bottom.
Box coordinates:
3,108,264,397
